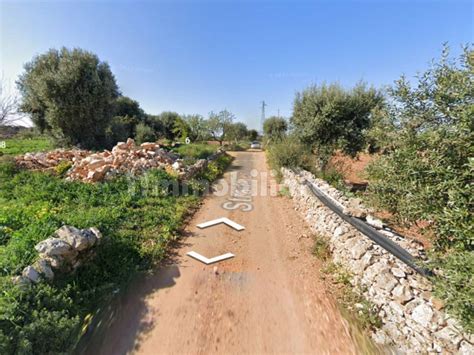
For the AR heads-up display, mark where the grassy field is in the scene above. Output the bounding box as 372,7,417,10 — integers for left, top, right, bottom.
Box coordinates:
0,152,232,354
0,138,53,156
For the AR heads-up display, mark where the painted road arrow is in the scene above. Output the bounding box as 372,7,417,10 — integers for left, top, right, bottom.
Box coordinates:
186,251,235,264
196,217,245,231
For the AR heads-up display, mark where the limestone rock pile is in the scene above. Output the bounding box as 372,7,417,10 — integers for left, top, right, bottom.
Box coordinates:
15,139,222,183
66,138,180,182
13,225,102,285
15,149,90,170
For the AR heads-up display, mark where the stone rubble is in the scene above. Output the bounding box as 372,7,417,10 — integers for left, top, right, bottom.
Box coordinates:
15,149,90,170
15,138,224,183
13,225,103,285
282,167,472,354
66,138,180,182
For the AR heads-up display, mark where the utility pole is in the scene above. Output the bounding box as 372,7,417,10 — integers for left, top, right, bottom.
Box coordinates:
261,100,267,132
277,108,280,118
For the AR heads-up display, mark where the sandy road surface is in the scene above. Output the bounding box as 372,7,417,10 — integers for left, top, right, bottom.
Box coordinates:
83,151,359,354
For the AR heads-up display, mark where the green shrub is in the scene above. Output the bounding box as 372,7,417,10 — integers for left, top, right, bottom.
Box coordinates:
0,156,18,178
277,186,291,198
134,122,156,144
365,46,473,251
0,280,81,354
224,141,249,151
266,135,315,174
365,45,473,330
314,166,345,190
196,154,233,182
54,161,72,176
106,115,138,147
312,235,330,261
430,251,474,332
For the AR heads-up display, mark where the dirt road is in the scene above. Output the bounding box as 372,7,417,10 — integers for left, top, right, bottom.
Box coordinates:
84,151,359,354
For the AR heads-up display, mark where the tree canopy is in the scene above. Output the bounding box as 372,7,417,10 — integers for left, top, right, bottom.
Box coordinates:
263,116,288,142
207,109,235,145
291,82,383,165
17,47,119,149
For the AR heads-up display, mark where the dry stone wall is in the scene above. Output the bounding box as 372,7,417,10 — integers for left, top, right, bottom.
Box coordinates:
282,168,473,354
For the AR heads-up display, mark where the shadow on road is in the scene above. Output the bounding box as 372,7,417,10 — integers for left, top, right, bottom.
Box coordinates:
75,237,196,355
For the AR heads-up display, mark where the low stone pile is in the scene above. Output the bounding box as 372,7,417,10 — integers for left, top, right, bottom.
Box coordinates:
15,139,224,183
282,168,473,354
15,149,90,170
13,225,102,285
66,138,181,182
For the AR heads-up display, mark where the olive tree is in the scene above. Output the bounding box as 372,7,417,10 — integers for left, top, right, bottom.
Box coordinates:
247,129,258,141
227,122,248,142
291,82,383,166
263,116,288,142
156,111,181,140
172,116,190,141
365,45,473,330
184,114,208,142
17,47,119,149
107,96,145,145
207,109,235,145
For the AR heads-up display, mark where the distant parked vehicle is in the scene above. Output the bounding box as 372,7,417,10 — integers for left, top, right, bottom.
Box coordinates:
250,141,261,149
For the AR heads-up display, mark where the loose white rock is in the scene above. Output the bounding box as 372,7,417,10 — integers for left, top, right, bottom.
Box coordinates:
366,214,384,229
412,304,434,328
22,266,41,283
35,259,54,280
391,267,406,278
35,238,73,257
392,284,413,304
459,340,474,354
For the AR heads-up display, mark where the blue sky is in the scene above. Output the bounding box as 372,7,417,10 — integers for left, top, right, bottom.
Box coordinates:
1,0,472,129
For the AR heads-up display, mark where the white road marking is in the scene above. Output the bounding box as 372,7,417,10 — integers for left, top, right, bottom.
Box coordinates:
186,251,235,264
196,217,245,231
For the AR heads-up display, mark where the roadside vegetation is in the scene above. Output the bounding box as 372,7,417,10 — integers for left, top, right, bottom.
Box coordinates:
0,46,242,353
265,45,473,332
0,152,231,353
